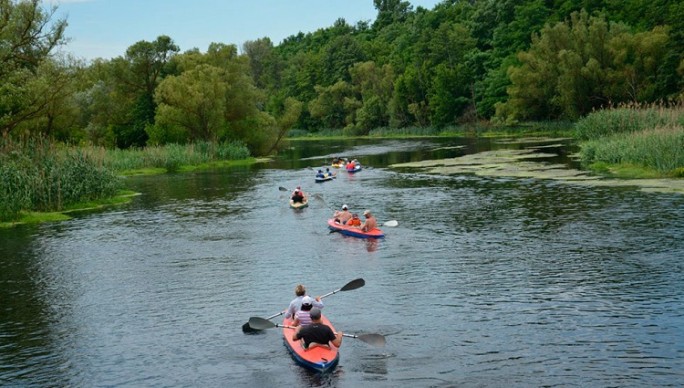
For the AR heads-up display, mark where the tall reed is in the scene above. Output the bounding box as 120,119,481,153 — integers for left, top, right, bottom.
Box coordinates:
79,141,251,172
579,124,684,175
0,137,121,221
575,103,684,140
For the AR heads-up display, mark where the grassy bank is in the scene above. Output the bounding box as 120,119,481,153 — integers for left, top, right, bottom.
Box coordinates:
576,105,684,178
0,139,253,224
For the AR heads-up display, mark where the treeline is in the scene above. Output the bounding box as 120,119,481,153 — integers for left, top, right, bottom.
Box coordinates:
2,0,684,155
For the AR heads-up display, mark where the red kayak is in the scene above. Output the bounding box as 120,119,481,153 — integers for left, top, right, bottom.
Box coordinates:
282,316,340,373
327,219,384,238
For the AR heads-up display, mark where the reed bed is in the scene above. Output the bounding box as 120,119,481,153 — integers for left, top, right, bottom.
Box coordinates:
579,124,684,175
576,104,684,176
79,141,251,173
0,139,251,221
575,103,684,140
0,138,121,221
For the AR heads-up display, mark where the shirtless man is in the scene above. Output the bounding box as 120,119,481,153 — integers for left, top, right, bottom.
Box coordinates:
360,210,377,232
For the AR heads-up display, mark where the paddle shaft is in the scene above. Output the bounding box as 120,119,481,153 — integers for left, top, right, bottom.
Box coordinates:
243,278,364,330
273,322,385,346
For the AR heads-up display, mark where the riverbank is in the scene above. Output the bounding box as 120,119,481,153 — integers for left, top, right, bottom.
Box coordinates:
0,190,139,228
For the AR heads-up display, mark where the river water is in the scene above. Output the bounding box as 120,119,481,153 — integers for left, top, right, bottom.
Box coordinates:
1,138,683,387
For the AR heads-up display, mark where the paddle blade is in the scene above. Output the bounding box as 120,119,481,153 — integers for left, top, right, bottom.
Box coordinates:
383,220,398,227
279,186,288,191
358,333,386,347
248,317,277,330
340,278,365,292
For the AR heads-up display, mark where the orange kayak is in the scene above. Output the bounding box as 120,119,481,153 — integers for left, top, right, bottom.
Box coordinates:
327,219,384,238
282,316,340,373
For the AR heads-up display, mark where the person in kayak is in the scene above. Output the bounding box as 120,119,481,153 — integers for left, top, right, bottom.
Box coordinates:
360,210,377,232
292,296,315,326
285,284,323,319
333,204,352,224
345,159,355,172
292,308,343,349
316,169,325,179
347,213,361,227
291,188,306,204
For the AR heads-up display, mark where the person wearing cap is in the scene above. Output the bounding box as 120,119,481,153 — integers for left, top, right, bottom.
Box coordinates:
293,296,315,326
292,308,343,349
291,186,307,203
285,284,324,319
333,204,352,224
360,209,377,232
291,187,306,204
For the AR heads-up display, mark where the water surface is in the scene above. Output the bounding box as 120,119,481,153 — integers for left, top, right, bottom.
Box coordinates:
1,138,683,387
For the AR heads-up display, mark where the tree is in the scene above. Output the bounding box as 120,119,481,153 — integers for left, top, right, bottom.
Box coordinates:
0,0,67,135
110,35,179,147
498,10,669,121
154,64,226,142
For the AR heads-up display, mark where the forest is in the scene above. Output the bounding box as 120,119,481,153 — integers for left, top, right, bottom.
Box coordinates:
1,0,683,223
2,0,683,152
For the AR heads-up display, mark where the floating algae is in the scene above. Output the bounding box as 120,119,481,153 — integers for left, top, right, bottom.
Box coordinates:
390,148,684,195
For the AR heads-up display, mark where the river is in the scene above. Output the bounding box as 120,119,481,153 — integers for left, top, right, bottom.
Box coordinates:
1,138,683,387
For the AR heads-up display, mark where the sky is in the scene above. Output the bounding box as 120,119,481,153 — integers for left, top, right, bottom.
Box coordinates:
45,0,442,61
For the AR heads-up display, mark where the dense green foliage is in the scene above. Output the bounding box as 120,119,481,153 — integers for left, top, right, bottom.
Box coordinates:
2,0,683,152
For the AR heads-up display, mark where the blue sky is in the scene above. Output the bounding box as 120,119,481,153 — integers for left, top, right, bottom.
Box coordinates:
46,0,442,61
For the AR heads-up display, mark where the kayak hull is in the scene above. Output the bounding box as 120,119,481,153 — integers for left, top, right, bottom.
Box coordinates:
327,219,384,238
290,199,308,209
315,173,336,183
346,166,362,173
282,316,340,373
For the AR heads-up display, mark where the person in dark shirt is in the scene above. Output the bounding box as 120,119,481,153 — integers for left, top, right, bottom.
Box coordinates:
291,308,343,349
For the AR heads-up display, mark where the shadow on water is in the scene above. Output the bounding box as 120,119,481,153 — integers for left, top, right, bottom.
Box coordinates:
1,137,683,387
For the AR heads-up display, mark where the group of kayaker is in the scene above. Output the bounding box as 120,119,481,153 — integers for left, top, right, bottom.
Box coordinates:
332,205,376,232
286,284,343,349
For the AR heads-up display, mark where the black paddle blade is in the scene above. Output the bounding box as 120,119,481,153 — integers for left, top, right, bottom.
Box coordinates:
358,333,386,347
340,278,365,292
242,321,262,333
279,186,288,191
248,317,277,330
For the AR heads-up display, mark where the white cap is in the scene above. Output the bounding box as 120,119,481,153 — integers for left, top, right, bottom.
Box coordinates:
342,204,348,210
301,296,314,306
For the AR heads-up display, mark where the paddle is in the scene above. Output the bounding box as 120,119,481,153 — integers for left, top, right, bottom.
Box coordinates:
247,317,386,347
384,220,398,227
241,278,365,333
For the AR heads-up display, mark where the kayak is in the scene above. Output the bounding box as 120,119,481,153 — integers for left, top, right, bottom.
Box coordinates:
290,199,308,209
282,316,340,373
315,173,336,183
331,162,345,168
327,219,384,238
346,164,362,173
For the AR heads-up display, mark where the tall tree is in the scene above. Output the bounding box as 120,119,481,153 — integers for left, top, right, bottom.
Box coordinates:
111,35,179,147
0,0,66,135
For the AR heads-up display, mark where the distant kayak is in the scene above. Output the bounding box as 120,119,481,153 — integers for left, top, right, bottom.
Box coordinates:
315,172,336,183
346,164,362,173
327,219,384,238
282,316,340,373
